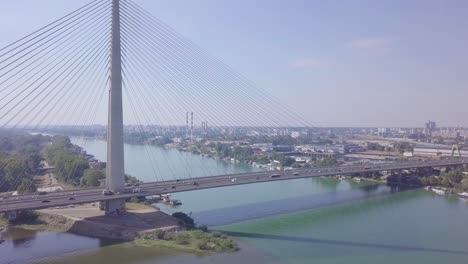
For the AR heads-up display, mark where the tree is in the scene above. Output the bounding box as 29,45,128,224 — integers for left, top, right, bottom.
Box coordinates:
16,178,36,194
55,153,89,184
444,169,463,185
3,158,29,188
125,174,140,184
172,212,195,228
82,169,103,186
314,157,338,167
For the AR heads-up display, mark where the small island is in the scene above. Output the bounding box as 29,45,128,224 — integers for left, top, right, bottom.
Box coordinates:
136,211,238,254
137,229,239,254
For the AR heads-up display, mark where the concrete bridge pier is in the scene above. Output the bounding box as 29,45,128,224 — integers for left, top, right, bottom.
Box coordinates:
6,211,17,221
104,199,125,215
104,0,125,215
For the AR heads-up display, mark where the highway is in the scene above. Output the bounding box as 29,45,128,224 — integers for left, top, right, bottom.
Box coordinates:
0,157,466,213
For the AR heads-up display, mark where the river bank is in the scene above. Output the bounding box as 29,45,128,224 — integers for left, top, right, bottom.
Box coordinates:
0,202,239,256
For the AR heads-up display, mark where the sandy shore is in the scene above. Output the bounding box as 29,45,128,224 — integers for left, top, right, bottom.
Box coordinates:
37,203,180,240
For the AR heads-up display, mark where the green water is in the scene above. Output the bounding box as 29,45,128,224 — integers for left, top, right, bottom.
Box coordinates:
219,190,468,264
2,139,468,263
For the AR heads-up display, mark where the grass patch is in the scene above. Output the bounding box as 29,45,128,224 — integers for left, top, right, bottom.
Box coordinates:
16,224,50,231
0,217,7,228
125,202,157,212
135,238,205,254
136,229,239,254
0,211,66,232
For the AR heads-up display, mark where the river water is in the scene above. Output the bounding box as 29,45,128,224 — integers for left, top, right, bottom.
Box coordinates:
1,139,468,264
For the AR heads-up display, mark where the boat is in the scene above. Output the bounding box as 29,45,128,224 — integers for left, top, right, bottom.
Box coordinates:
170,199,182,206
432,187,446,195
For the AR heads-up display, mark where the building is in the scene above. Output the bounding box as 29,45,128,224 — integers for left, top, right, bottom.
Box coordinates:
272,145,294,152
413,144,468,157
291,131,301,138
377,128,388,137
424,120,437,142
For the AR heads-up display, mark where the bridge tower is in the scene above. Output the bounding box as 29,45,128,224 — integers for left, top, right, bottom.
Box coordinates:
105,0,125,214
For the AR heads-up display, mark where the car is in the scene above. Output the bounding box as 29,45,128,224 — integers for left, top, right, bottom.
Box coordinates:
171,186,176,189
270,174,281,178
102,190,114,196
124,183,131,187
231,178,237,182
193,182,199,186
38,191,47,195
133,183,140,186
176,179,181,182
42,200,50,203
133,188,141,193
293,172,299,175
68,197,75,201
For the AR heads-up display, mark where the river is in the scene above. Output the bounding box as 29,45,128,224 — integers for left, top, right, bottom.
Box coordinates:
1,138,468,264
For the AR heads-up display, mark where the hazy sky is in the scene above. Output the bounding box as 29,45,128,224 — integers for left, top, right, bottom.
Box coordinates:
1,0,467,127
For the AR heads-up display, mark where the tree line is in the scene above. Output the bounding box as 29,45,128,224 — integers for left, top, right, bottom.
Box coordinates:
0,133,50,193
44,135,104,187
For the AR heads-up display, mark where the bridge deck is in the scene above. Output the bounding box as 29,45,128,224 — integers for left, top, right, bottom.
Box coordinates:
0,158,466,213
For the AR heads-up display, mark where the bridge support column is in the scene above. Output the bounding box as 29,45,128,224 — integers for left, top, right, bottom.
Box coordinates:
6,211,17,221
104,199,125,215
104,0,125,215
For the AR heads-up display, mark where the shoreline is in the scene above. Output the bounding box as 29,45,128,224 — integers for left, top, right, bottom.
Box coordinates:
1,203,239,255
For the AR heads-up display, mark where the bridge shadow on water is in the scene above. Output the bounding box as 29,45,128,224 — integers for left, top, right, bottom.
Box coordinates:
192,183,420,227
217,230,468,256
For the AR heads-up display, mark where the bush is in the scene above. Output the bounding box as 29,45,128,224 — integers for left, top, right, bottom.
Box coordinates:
13,210,39,224
128,197,140,203
172,212,195,228
198,225,208,232
163,232,174,241
191,230,207,240
174,232,191,245
197,240,209,250
211,231,222,238
141,229,166,240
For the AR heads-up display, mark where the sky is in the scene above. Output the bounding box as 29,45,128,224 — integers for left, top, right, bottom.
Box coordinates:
0,0,467,127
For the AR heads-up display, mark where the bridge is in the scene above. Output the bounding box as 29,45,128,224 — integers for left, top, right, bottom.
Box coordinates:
0,158,466,213
0,0,465,217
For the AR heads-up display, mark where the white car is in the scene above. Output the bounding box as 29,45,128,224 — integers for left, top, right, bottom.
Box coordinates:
231,178,237,182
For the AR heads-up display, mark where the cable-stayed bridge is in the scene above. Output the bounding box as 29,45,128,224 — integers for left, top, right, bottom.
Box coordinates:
0,0,466,215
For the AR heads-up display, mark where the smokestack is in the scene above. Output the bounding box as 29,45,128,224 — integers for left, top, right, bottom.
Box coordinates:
190,112,194,140
186,112,189,138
